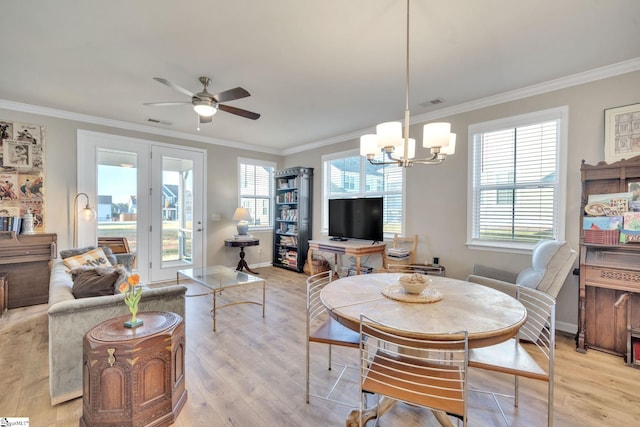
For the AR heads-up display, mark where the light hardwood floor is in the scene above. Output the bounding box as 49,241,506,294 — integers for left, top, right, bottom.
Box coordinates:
1,266,640,426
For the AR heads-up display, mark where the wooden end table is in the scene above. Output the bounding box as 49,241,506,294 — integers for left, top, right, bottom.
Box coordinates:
80,311,187,427
224,237,260,274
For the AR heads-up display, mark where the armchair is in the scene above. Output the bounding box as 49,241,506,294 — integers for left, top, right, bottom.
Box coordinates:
467,240,576,342
466,240,577,300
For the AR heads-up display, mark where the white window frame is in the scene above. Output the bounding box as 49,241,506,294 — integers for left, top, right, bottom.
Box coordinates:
321,148,405,238
238,157,275,231
466,106,568,253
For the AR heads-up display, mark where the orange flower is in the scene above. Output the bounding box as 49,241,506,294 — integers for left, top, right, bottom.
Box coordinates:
118,281,129,294
128,274,140,286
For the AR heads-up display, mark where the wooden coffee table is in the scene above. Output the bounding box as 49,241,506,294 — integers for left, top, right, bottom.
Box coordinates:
177,265,265,331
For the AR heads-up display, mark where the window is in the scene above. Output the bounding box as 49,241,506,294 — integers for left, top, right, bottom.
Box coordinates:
322,149,404,237
238,158,275,229
468,107,568,251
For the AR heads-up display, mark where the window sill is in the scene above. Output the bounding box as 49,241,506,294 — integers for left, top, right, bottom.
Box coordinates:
465,240,535,255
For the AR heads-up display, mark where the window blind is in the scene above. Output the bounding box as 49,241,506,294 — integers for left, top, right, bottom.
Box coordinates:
472,119,559,244
239,159,274,228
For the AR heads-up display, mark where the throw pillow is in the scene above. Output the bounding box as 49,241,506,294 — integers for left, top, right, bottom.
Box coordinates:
63,247,113,269
60,246,96,259
71,268,119,299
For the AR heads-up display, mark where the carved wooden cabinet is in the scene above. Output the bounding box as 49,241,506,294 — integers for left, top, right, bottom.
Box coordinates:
578,156,640,364
0,232,57,308
80,311,187,427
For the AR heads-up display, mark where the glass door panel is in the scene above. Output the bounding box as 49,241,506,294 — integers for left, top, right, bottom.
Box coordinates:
150,146,204,282
97,150,139,254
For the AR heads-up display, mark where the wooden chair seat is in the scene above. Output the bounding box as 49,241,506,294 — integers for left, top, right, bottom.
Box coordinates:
363,351,465,417
469,338,547,381
309,317,360,347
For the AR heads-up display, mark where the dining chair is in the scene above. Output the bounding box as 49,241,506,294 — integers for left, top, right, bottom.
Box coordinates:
359,314,468,427
306,270,361,405
468,285,556,426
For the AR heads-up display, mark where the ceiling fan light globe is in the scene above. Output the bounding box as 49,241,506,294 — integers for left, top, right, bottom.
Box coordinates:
193,103,216,117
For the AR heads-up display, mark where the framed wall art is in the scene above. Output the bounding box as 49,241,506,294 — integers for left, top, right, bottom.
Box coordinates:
604,103,640,163
0,120,46,232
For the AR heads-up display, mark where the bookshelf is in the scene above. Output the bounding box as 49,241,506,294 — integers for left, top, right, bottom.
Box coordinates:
272,167,312,272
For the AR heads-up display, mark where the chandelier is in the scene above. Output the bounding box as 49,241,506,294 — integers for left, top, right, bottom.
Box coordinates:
360,0,456,167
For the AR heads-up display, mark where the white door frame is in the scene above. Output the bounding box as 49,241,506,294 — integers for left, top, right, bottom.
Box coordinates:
77,130,207,283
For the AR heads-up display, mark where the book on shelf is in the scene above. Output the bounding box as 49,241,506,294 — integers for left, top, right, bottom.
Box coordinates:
0,216,22,233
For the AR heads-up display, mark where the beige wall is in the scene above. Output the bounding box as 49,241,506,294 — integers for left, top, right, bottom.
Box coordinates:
286,70,640,332
0,108,281,268
2,70,638,331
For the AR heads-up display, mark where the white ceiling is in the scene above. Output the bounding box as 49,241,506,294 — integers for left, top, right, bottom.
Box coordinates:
2,0,640,154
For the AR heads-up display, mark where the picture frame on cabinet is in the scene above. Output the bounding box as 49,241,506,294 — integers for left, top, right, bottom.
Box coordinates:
604,103,640,163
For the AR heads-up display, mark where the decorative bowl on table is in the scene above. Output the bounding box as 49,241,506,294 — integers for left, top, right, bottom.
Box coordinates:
398,273,431,294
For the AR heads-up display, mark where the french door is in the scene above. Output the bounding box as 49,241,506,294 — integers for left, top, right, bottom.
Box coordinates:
78,131,206,283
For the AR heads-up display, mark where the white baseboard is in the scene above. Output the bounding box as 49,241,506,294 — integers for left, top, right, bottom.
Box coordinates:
556,320,577,335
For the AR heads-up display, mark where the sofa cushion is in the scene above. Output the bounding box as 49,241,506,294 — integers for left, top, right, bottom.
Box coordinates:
71,268,118,299
63,247,113,269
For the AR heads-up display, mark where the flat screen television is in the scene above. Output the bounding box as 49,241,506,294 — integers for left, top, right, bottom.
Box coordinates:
328,197,384,242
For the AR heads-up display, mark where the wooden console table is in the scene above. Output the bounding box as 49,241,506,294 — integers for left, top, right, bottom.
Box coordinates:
307,239,386,275
80,311,187,427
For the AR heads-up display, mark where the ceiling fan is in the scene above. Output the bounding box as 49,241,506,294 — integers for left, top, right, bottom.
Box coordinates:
144,76,260,127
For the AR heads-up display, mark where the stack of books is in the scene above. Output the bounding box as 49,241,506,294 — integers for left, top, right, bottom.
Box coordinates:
387,247,410,259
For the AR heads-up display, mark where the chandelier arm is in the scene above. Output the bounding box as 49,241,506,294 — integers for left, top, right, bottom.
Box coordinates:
366,158,402,166
412,157,444,165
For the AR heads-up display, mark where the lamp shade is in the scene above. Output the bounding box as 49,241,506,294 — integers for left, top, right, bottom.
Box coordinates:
80,205,97,222
423,122,451,148
232,207,252,221
360,134,379,156
440,133,456,155
376,122,403,148
398,138,416,159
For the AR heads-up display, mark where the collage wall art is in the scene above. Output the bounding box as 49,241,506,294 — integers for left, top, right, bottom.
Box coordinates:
0,120,45,232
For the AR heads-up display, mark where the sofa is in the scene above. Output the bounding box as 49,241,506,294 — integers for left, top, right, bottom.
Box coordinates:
47,257,187,405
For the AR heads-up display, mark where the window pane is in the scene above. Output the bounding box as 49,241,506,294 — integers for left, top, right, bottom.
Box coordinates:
471,113,562,246
323,151,404,237
239,159,274,228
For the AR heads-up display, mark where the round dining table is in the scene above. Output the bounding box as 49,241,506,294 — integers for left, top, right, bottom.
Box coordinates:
320,272,528,427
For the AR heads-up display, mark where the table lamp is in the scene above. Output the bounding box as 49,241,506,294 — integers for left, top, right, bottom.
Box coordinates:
232,207,252,235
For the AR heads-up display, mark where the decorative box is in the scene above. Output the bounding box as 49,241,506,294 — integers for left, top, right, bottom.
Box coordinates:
584,229,620,245
582,216,623,230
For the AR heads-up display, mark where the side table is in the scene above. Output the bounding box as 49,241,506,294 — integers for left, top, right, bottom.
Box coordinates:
224,237,260,274
80,311,187,427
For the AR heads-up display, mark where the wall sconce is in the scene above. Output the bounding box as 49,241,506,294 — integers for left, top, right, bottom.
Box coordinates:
73,192,97,247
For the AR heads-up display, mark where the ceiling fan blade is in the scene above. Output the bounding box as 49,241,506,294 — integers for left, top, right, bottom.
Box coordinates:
218,104,260,120
213,87,250,103
199,115,213,124
153,77,194,98
144,101,191,106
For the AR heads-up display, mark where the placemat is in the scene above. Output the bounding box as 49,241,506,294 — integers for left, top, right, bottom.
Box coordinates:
381,284,443,303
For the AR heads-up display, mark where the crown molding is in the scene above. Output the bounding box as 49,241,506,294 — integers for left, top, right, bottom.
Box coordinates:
0,99,281,156
289,57,640,154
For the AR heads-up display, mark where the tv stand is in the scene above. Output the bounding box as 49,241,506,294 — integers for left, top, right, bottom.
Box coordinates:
307,239,386,276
